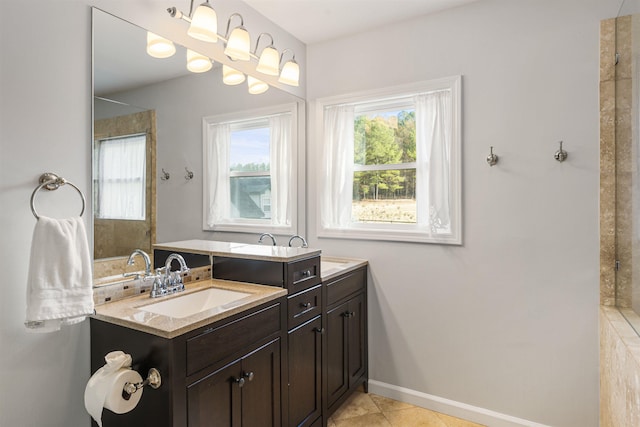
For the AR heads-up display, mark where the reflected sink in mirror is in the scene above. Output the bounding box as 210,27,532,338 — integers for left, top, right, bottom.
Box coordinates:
139,287,252,319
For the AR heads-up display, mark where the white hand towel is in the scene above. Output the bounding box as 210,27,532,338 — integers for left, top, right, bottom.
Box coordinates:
25,215,94,332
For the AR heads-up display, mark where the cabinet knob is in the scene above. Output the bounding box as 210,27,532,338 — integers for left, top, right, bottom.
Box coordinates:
243,371,254,382
313,327,325,334
300,302,312,309
235,377,245,388
342,311,355,318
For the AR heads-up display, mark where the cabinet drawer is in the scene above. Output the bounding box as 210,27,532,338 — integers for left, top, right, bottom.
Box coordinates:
186,303,281,376
287,285,322,330
326,268,366,306
286,257,321,293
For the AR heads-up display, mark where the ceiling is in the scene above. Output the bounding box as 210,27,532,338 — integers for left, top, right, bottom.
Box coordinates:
242,0,480,44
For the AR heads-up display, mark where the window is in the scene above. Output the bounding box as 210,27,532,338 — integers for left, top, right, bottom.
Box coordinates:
317,76,461,244
93,134,147,220
203,104,298,233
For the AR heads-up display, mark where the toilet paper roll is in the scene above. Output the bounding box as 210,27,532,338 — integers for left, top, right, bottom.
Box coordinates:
85,368,143,426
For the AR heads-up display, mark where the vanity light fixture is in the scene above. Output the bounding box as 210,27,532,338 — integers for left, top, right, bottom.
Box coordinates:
222,65,245,85
188,1,218,42
254,33,280,76
224,14,251,61
278,49,300,87
247,75,269,94
167,1,301,90
186,49,213,73
146,32,176,58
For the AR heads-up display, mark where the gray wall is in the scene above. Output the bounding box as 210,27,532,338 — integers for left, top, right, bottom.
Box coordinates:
305,0,615,426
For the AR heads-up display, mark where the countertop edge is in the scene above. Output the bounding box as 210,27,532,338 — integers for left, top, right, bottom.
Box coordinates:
92,279,287,339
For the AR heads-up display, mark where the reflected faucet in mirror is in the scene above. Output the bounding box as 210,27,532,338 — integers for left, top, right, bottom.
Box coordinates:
123,249,153,279
288,235,308,248
258,233,277,246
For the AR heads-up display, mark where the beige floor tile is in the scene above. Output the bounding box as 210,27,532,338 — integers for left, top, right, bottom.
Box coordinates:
383,407,449,427
334,413,392,427
370,394,415,412
328,418,338,427
331,392,381,420
434,412,486,427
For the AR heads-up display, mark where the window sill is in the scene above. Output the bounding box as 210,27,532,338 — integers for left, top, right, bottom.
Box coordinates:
204,222,295,236
318,226,461,245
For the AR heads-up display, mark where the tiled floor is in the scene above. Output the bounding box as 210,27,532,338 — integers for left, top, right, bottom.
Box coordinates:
328,390,486,427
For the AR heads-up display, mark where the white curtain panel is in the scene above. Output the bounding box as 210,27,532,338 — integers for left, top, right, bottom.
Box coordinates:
96,135,146,220
415,90,451,234
270,113,292,226
321,105,355,229
205,123,231,228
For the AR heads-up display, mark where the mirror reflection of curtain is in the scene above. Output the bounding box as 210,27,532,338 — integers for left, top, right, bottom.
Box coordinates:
95,134,147,220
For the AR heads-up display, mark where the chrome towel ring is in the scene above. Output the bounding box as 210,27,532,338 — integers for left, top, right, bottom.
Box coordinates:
30,172,86,219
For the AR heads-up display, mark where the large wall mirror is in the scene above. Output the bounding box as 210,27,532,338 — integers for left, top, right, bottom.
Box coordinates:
92,8,305,282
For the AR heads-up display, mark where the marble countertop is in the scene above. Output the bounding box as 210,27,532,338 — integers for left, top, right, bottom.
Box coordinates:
321,256,368,281
154,239,322,262
92,279,287,339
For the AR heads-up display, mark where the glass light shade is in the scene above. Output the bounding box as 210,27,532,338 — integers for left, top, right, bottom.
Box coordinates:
187,3,218,43
256,46,280,76
278,60,300,86
224,27,251,61
248,76,269,95
146,32,176,58
222,65,245,85
187,49,212,73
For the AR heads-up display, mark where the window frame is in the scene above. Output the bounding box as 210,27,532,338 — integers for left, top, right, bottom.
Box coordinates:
315,76,462,244
202,103,299,234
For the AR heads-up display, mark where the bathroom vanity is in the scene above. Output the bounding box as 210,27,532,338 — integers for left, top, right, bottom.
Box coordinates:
90,241,367,427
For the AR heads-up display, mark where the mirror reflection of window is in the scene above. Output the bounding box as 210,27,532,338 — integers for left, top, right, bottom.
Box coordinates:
203,103,298,233
94,133,147,220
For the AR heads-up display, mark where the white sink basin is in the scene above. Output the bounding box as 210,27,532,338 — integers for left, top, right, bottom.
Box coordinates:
139,287,252,319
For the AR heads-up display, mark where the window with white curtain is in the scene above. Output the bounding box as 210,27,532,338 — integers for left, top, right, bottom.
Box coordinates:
94,134,147,220
317,76,462,244
203,104,298,233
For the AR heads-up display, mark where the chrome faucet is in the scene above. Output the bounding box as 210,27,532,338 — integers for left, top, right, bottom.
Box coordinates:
151,253,190,298
124,249,153,279
288,235,308,248
258,233,277,246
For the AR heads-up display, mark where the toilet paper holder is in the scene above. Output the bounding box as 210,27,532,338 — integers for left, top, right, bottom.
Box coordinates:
122,368,161,400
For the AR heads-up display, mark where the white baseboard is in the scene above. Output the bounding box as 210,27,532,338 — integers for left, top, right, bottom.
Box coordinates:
367,380,551,427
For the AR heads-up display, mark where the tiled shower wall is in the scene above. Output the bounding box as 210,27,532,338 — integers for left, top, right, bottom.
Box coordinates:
600,16,640,427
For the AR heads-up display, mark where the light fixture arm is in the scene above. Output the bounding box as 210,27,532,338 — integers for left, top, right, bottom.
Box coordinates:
225,13,245,38
253,33,275,55
279,48,296,65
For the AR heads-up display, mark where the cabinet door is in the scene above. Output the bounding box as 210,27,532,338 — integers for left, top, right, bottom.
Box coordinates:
348,294,366,385
241,339,282,427
288,316,322,427
326,300,349,407
187,360,242,427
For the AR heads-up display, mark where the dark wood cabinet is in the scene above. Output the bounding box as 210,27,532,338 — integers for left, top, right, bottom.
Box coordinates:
187,339,281,427
287,316,322,427
324,267,368,417
90,299,285,427
92,253,368,427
